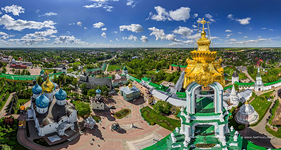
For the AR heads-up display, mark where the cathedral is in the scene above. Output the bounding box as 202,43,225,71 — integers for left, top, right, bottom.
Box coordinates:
26,70,77,137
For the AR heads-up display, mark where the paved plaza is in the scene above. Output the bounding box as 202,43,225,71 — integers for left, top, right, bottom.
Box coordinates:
17,94,171,150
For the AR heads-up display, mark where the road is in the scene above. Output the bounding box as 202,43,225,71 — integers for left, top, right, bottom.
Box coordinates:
0,92,16,117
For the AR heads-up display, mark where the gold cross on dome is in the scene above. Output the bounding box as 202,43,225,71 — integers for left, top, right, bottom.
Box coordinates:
197,18,209,31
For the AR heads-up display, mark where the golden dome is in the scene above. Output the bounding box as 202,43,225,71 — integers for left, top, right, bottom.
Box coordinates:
42,71,55,93
183,18,225,88
128,84,133,88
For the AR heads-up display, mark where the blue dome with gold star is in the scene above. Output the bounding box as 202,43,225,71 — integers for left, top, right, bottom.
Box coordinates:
35,94,49,108
55,88,67,100
96,89,101,94
32,83,42,94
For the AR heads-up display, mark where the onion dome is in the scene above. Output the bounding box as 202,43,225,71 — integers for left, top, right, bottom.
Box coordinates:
123,66,128,70
55,88,67,100
35,94,49,108
42,72,55,93
32,83,42,94
240,102,255,114
96,89,101,94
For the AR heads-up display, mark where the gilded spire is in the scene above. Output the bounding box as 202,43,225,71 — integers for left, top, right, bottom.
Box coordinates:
183,18,225,88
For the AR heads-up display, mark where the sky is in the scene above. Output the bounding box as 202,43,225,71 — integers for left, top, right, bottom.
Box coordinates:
0,0,281,48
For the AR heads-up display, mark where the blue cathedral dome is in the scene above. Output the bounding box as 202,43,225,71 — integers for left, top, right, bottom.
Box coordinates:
55,88,67,100
32,83,42,94
96,89,101,94
35,94,49,108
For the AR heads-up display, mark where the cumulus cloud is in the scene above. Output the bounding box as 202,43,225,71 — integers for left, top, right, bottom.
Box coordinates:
166,34,180,42
244,36,248,38
192,25,197,28
193,13,198,18
84,27,87,30
238,32,242,34
1,5,25,16
39,12,58,17
83,1,114,12
77,22,82,26
119,24,143,33
173,26,193,37
140,35,148,42
0,14,56,31
9,37,50,45
229,39,236,42
187,33,201,40
237,17,251,25
126,0,136,7
22,29,57,38
225,29,232,32
148,6,191,22
205,14,215,22
101,28,107,31
261,27,266,29
269,29,273,31
116,38,119,41
228,38,269,45
53,35,87,45
110,40,113,42
101,32,106,38
128,35,138,41
93,22,104,28
226,33,232,38
0,32,14,39
148,27,166,40
227,14,251,25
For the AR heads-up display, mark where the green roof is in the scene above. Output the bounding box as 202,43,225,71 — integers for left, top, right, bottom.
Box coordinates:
171,64,178,67
264,79,281,86
0,72,64,81
102,63,107,71
234,81,255,86
142,77,151,82
115,68,120,71
127,75,141,83
123,66,127,70
85,68,101,72
176,92,186,98
224,85,233,90
179,65,187,68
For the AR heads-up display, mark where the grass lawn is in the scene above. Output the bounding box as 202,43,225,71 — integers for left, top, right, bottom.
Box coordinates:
18,99,30,105
239,73,247,80
67,68,74,73
268,100,279,126
224,66,236,79
107,65,122,71
250,92,272,126
140,106,180,131
265,125,281,138
114,108,131,119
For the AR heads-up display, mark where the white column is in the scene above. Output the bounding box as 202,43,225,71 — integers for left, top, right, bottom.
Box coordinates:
185,125,190,137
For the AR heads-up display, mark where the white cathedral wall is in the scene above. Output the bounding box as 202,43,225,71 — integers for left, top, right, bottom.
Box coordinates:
36,107,48,114
34,118,40,131
39,122,58,136
56,100,66,106
68,111,77,123
58,116,70,124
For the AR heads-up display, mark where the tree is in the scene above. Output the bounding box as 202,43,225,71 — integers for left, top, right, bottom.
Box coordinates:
74,101,91,117
72,78,78,87
87,89,96,97
153,100,172,115
234,83,239,92
36,76,43,85
2,67,6,73
79,83,88,95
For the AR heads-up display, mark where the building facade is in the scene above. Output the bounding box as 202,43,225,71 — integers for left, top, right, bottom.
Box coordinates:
120,84,140,101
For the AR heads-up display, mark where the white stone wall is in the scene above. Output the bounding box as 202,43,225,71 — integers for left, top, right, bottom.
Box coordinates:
56,99,66,106
44,92,54,102
68,111,77,123
232,76,239,84
36,107,48,114
39,122,57,136
92,101,104,110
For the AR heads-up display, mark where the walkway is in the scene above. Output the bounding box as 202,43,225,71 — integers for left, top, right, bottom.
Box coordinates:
0,92,16,117
243,70,255,82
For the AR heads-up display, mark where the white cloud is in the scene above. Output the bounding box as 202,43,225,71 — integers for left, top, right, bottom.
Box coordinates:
192,25,197,28
205,14,215,22
0,31,14,39
36,9,40,13
140,35,148,42
148,6,191,22
77,22,82,26
1,5,25,16
168,42,183,46
0,14,56,31
116,38,119,41
244,36,248,38
261,27,266,29
173,26,193,37
169,7,191,22
258,36,262,38
50,35,57,38
166,34,180,42
127,0,136,7
183,40,194,44
187,33,201,40
9,37,50,45
110,40,113,42
114,31,118,33
226,33,232,38
22,29,57,38
225,29,232,32
101,32,106,38
238,32,242,34
84,27,87,30
193,13,198,18
269,29,273,31
128,34,138,41
227,14,234,20
83,1,114,12
229,39,236,42
101,28,107,31
39,12,57,17
148,27,166,40
54,35,87,45
228,38,269,45
236,17,251,25
93,22,104,28
119,24,143,33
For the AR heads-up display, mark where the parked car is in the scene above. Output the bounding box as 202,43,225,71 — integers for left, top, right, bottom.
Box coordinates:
109,106,116,109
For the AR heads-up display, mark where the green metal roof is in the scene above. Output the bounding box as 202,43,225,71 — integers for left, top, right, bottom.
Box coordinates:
142,77,151,82
179,65,187,68
171,64,178,67
0,72,63,81
264,79,281,86
85,68,101,72
234,81,255,86
123,66,127,70
176,92,186,98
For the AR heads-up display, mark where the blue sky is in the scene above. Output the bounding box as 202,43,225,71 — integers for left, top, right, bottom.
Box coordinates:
0,0,280,47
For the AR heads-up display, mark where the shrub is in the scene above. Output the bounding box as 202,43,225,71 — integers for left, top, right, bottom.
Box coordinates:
150,122,155,125
238,125,245,130
277,127,281,134
7,141,16,146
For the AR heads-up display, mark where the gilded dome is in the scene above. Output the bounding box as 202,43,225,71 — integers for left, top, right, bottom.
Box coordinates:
42,72,55,93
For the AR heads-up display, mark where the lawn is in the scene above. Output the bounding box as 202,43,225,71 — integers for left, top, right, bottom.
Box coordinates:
224,66,236,79
239,73,247,80
140,106,180,131
268,100,279,126
107,65,122,71
250,91,273,126
265,125,281,138
114,108,131,119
